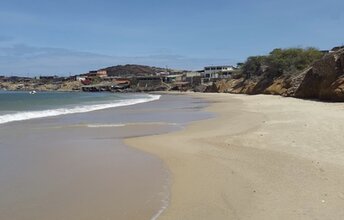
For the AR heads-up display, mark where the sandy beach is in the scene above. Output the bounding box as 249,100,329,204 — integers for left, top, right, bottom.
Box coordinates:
0,94,211,220
125,93,344,220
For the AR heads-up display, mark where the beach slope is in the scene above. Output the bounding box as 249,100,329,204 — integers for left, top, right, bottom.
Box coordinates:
125,93,344,220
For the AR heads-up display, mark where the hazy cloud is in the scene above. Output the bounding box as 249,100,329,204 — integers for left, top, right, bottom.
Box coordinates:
0,44,237,76
0,11,41,26
0,44,116,75
0,35,13,42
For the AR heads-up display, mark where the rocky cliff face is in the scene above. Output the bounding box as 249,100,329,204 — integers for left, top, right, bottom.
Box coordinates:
209,48,344,102
295,48,344,101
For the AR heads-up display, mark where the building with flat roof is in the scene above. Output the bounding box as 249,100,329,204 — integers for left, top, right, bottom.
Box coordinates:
204,66,234,73
162,74,183,83
132,76,162,88
96,70,108,78
202,65,236,83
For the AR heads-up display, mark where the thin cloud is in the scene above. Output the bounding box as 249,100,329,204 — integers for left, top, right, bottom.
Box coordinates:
0,35,13,42
0,44,238,76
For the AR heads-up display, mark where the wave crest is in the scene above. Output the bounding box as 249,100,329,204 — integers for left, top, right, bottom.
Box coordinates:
0,94,160,125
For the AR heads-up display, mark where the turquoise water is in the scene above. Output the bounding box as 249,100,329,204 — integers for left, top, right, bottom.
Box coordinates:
0,91,160,124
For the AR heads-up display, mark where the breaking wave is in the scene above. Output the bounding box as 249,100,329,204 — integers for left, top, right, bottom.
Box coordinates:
0,94,160,125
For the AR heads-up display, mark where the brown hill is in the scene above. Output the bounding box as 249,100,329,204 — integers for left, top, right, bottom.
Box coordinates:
100,64,167,77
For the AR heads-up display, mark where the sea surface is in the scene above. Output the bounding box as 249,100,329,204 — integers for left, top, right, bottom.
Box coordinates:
0,91,212,220
0,91,160,124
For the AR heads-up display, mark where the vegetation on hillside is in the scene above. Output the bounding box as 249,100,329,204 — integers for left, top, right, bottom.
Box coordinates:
102,64,168,77
241,48,324,78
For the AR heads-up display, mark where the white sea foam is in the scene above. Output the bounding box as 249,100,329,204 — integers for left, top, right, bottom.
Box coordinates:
0,94,161,125
150,175,170,220
85,122,179,128
86,124,126,128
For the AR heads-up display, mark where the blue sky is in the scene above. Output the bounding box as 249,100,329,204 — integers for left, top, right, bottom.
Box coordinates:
0,0,343,76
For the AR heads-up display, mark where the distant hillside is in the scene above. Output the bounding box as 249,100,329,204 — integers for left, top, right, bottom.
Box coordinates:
100,64,168,77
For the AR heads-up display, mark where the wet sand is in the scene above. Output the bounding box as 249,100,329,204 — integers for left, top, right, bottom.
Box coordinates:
125,93,344,220
0,95,211,220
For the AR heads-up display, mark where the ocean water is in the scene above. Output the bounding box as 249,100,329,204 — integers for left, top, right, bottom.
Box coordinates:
0,91,160,124
0,91,212,220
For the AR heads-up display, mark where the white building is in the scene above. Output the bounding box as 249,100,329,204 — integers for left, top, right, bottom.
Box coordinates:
76,76,87,81
156,71,170,76
202,66,235,82
185,72,201,78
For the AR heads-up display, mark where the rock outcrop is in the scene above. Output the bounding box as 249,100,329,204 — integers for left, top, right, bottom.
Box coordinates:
0,80,81,92
295,48,344,101
208,47,344,102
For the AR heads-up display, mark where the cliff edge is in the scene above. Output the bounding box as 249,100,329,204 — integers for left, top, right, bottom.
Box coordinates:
210,47,344,102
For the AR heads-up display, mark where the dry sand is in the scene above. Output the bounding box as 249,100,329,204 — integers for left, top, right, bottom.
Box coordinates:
125,93,344,220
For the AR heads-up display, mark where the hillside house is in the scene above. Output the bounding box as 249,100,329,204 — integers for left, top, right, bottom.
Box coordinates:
184,72,202,86
163,74,183,83
96,70,108,78
132,76,162,88
202,65,235,83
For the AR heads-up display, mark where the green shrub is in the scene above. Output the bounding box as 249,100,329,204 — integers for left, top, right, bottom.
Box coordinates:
242,47,323,77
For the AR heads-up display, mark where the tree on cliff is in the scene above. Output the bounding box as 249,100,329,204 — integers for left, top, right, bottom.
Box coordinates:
242,56,267,78
242,47,323,78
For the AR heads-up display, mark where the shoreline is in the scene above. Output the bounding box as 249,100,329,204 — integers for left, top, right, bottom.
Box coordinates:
0,93,211,220
125,92,344,219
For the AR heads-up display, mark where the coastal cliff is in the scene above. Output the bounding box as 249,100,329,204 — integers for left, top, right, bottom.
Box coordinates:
208,47,344,102
2,47,344,102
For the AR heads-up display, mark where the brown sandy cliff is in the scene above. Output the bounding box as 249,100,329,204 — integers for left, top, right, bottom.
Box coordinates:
209,47,344,101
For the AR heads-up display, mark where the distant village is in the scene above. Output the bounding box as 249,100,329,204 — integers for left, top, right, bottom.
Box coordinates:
0,65,240,93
